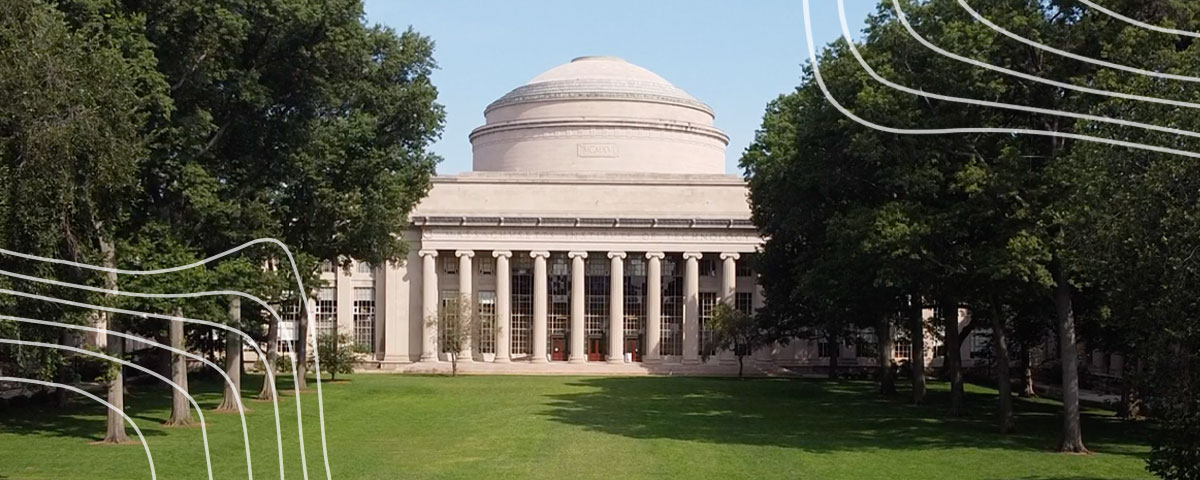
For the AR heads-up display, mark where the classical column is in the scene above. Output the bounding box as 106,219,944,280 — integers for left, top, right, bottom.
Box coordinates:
682,252,702,365
530,251,550,363
493,251,512,363
719,253,740,365
456,250,475,362
644,252,664,363
568,251,588,363
419,250,439,362
607,252,626,363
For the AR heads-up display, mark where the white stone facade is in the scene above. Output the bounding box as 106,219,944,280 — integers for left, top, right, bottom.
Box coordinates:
276,56,992,373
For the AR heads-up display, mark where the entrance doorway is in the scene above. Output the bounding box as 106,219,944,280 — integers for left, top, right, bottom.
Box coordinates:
550,337,566,361
587,337,604,361
625,337,641,362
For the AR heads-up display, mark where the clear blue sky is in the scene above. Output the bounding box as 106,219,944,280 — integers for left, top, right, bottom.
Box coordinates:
363,1,877,175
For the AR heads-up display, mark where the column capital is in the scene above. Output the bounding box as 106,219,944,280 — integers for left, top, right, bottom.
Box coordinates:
529,250,551,259
607,251,626,260
645,252,665,260
492,250,513,259
567,251,588,259
455,250,475,258
720,252,741,261
682,252,704,260
418,249,438,258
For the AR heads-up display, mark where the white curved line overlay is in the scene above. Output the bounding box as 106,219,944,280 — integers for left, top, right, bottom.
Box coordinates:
836,0,1200,141
0,314,254,480
1078,0,1200,39
0,376,157,480
0,237,332,480
958,0,1200,83
0,338,213,480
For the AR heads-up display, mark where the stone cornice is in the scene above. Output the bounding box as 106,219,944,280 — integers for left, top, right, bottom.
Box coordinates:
412,215,754,229
469,117,729,145
484,86,714,117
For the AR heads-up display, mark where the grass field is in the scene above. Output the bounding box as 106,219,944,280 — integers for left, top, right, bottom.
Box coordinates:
0,374,1154,480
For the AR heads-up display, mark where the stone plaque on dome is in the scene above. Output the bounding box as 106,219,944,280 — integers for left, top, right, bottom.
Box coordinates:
577,143,619,158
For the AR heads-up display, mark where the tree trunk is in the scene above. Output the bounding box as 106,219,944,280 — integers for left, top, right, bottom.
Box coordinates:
217,298,242,412
943,298,966,417
910,298,926,404
828,335,840,380
878,314,896,395
166,307,193,426
991,310,1013,433
97,235,127,444
295,300,309,390
1020,343,1037,397
55,329,73,408
737,355,744,379
257,310,278,401
102,326,128,443
1052,258,1087,453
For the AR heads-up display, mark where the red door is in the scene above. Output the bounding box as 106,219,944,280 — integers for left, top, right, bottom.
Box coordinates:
588,338,604,361
626,338,641,362
550,337,566,361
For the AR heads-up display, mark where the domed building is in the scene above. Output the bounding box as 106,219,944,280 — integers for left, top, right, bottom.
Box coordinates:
288,57,980,373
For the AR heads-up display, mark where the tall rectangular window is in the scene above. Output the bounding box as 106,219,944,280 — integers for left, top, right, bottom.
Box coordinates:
477,291,496,354
661,255,684,356
356,261,374,277
736,256,753,277
818,339,836,358
735,292,753,316
699,258,717,277
439,290,459,353
585,256,609,336
442,255,457,275
893,342,912,359
510,256,532,355
316,287,337,338
279,294,300,353
699,292,718,355
549,254,570,336
624,257,646,336
320,260,336,273
353,287,375,352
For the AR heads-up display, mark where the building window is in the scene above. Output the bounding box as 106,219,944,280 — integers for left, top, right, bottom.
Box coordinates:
894,342,912,359
856,330,878,358
549,254,570,336
320,260,336,273
442,255,457,275
585,256,609,337
736,256,753,277
439,290,459,353
316,287,337,338
477,291,496,354
699,292,718,356
735,292,753,316
278,294,301,353
353,287,375,352
699,258,717,277
511,256,532,355
971,331,992,359
661,255,683,356
624,257,646,336
818,339,837,358
356,261,373,276
478,256,495,275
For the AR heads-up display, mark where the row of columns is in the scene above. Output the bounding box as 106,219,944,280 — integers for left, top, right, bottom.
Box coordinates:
418,249,745,364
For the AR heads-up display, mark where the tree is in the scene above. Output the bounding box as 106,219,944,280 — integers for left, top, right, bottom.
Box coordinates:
311,333,357,382
701,303,767,378
435,295,475,377
0,0,166,443
216,298,242,412
165,307,192,426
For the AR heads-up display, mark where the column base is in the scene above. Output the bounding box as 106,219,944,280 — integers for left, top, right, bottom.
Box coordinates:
606,357,624,364
530,356,549,364
567,356,586,364
682,357,701,365
493,356,511,364
418,355,439,363
643,355,662,364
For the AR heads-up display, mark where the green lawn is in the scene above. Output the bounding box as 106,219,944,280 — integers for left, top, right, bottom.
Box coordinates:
0,374,1153,480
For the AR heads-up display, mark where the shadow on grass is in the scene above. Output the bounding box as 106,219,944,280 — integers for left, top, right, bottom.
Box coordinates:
538,377,1149,457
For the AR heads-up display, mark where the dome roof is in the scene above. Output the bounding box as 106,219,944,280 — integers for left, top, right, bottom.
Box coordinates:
486,56,713,116
470,56,728,175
